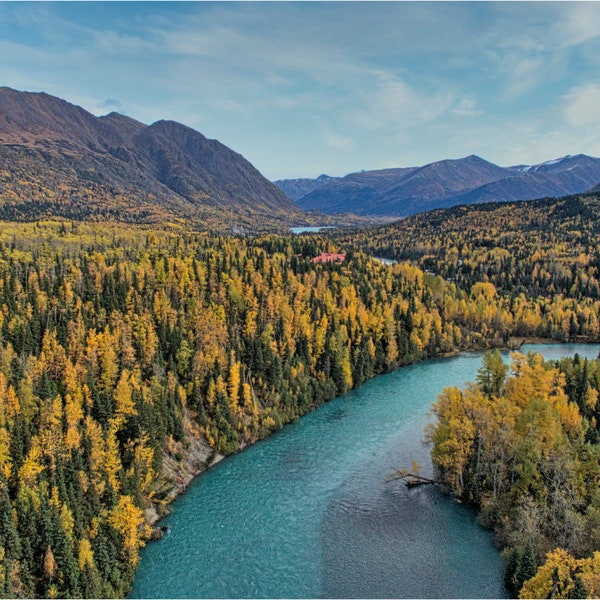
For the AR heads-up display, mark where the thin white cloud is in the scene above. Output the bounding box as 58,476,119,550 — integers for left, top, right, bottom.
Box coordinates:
348,73,453,132
504,56,547,97
557,2,600,48
324,131,354,152
564,83,600,128
486,34,569,100
451,97,482,118
146,9,373,86
97,98,122,110
90,29,155,56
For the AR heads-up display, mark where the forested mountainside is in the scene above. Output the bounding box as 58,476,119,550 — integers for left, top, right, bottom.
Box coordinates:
0,87,300,231
430,350,600,599
288,154,600,217
333,193,600,307
1,219,599,597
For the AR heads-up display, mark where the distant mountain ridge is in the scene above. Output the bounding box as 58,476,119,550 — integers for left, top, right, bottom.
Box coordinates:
0,87,299,229
276,154,600,217
274,174,339,201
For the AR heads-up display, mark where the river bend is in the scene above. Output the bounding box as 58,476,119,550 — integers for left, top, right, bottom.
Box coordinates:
131,344,598,599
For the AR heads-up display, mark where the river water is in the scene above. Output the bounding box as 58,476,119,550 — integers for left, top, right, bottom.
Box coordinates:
130,344,598,599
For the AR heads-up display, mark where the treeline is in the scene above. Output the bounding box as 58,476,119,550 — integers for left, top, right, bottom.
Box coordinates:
0,220,599,597
332,194,600,303
429,350,600,598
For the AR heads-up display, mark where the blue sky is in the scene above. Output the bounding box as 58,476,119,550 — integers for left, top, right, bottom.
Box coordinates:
2,2,600,179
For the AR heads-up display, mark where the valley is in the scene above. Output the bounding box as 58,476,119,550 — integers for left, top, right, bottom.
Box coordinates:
1,87,600,599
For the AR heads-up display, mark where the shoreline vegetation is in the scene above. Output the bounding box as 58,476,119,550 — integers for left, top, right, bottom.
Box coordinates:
0,220,599,597
429,349,600,599
147,335,591,509
147,335,597,529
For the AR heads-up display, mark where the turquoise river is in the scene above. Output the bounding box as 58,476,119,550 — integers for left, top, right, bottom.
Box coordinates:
130,344,599,598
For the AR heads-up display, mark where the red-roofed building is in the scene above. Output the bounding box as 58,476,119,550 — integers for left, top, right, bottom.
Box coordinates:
311,253,346,264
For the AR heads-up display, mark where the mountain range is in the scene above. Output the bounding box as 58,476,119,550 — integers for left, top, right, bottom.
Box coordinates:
275,154,600,217
2,87,600,228
0,87,300,229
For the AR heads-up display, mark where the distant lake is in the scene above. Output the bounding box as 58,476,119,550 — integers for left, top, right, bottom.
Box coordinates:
130,344,598,598
290,226,334,234
373,256,397,265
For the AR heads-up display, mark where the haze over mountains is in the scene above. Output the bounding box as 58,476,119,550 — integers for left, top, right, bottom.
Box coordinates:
0,87,299,229
276,154,600,217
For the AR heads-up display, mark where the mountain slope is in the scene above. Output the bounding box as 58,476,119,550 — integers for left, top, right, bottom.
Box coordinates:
0,87,299,229
0,87,130,147
274,174,338,201
134,119,292,215
447,155,600,207
291,154,600,217
297,166,418,214
371,155,511,215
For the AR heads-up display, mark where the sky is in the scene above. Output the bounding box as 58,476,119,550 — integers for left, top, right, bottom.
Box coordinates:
2,1,600,180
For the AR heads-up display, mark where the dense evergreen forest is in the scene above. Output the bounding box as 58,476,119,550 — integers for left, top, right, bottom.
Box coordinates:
0,215,599,597
430,350,600,598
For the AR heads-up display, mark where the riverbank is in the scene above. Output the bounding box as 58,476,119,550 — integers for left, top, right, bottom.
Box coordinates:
138,346,597,598
428,346,600,598
145,411,224,529
142,335,597,537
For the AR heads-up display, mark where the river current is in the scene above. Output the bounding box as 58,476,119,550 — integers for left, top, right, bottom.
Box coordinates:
130,344,598,599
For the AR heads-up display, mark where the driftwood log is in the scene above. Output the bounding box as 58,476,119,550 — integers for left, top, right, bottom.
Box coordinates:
385,468,438,488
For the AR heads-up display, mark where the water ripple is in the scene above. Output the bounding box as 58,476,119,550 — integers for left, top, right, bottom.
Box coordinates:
130,344,598,599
